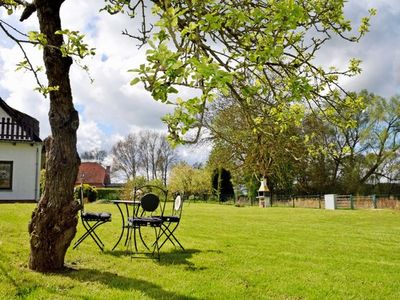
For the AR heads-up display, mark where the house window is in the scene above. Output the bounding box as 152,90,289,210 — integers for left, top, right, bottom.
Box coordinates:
0,161,13,190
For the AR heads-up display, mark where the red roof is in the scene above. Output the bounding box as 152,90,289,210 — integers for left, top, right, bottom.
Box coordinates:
76,162,110,187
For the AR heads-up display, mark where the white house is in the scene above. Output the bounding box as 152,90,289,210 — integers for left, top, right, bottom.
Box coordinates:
0,98,42,202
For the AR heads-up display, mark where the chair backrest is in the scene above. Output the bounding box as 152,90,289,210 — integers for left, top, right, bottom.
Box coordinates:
172,194,183,217
140,193,160,212
133,185,168,217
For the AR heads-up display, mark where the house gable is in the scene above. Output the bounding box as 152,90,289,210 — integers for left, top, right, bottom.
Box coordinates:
0,98,42,202
0,98,41,142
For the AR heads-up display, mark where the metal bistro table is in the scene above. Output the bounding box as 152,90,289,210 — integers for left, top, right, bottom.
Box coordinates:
111,200,141,251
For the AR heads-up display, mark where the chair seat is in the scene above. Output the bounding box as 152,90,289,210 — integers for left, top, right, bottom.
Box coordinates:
82,211,111,221
128,216,162,227
153,215,180,222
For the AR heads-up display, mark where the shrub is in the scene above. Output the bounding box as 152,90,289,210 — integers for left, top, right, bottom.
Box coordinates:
74,184,98,202
121,176,148,200
121,177,167,200
96,188,123,201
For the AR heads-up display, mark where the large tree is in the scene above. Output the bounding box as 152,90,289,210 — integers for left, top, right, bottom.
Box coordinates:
0,0,81,272
128,0,375,146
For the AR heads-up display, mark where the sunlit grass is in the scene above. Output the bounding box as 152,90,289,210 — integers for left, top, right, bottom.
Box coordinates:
0,203,400,299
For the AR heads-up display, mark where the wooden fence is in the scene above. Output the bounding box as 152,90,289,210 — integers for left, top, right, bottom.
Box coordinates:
265,194,400,210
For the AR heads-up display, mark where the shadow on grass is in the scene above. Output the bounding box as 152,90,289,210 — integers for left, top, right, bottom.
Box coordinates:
159,248,223,272
104,248,221,271
62,267,198,300
104,249,208,270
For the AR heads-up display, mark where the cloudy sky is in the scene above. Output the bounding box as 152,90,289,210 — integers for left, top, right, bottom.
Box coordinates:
0,1,399,164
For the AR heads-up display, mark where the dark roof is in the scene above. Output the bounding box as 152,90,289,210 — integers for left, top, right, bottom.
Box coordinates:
0,97,41,142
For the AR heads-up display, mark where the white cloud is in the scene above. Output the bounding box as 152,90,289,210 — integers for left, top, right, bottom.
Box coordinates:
76,120,105,153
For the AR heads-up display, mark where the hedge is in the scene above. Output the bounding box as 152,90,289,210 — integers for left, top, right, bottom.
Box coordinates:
96,188,123,201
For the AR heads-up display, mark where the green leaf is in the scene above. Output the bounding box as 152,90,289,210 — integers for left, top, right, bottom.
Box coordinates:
130,77,141,85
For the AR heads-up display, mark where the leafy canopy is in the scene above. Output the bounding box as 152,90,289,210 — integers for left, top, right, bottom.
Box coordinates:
120,0,376,144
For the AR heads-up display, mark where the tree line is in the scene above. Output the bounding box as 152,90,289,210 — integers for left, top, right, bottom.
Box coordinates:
206,90,400,196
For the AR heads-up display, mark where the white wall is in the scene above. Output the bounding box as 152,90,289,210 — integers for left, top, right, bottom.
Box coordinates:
0,141,42,201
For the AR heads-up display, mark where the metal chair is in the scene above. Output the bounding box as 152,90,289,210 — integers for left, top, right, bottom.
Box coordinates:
73,184,111,251
127,185,167,259
157,194,185,251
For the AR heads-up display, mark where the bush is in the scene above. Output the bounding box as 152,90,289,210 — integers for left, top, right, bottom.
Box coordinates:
121,177,167,200
96,188,123,201
74,184,98,202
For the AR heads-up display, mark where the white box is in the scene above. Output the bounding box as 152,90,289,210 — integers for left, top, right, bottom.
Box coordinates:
325,194,336,210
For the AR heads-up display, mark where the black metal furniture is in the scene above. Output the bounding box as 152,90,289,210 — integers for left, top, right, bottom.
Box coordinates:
127,185,168,260
73,184,111,251
157,194,185,251
111,200,141,251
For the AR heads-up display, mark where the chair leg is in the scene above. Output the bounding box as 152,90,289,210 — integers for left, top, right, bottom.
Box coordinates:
73,220,107,251
129,225,161,260
158,223,185,251
152,226,161,260
133,226,139,252
74,223,98,248
154,225,176,248
138,227,150,251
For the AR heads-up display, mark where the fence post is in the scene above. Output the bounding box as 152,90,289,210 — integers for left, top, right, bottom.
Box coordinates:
318,195,321,209
292,196,295,208
350,194,354,210
372,194,377,209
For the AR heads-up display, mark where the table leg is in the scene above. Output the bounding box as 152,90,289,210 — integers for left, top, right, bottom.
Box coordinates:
112,203,125,251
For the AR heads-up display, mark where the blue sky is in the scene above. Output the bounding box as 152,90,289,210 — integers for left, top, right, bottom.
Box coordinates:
0,1,399,164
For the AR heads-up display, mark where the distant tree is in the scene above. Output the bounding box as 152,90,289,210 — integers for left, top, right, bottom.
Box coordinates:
295,91,400,194
212,167,234,202
191,167,212,200
112,130,176,183
330,92,400,193
111,133,140,180
80,149,107,163
168,162,212,200
168,162,195,199
205,95,304,195
138,130,160,181
157,137,177,185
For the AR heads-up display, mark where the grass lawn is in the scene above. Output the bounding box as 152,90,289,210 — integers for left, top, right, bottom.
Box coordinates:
0,202,400,299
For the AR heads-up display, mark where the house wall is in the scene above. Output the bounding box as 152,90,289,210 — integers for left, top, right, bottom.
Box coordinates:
0,141,42,201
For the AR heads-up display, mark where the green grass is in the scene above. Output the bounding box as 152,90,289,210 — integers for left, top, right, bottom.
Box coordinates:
1,203,400,299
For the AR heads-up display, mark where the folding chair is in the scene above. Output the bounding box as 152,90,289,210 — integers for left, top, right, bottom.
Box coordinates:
73,184,111,251
127,185,167,260
158,194,185,251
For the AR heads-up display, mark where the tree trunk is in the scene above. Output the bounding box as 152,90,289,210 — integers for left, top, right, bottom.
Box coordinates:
28,0,80,272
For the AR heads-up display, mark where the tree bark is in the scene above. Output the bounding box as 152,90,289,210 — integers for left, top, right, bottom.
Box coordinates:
28,0,80,272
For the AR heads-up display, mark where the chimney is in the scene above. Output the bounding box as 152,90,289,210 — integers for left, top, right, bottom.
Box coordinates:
104,166,111,186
